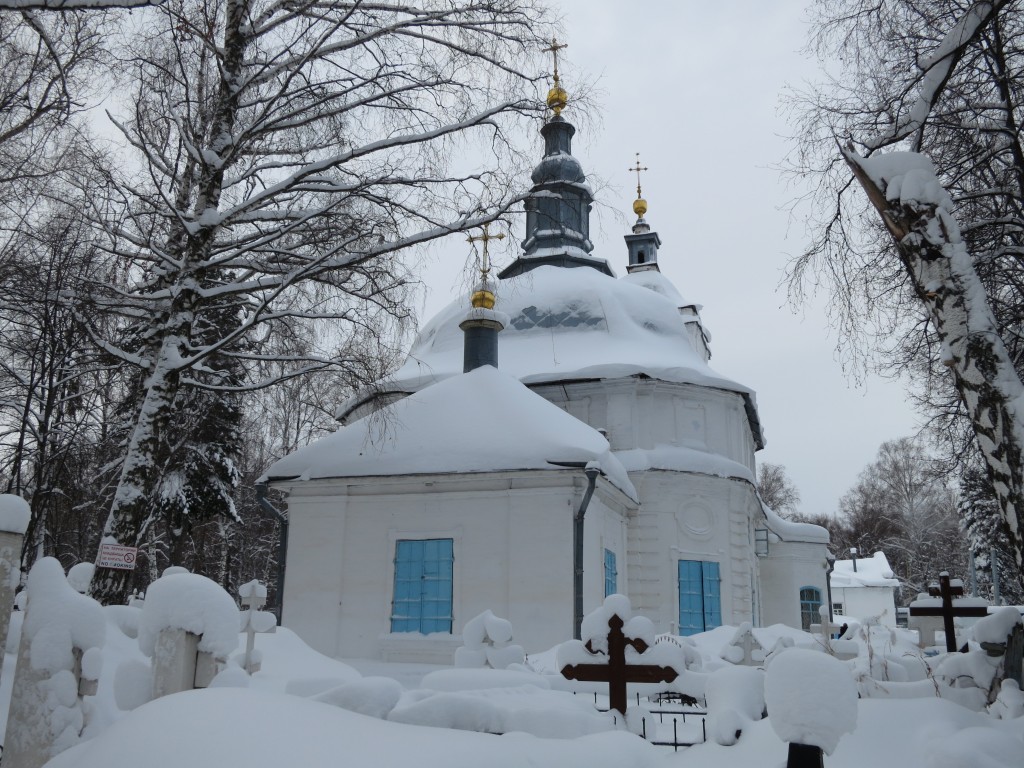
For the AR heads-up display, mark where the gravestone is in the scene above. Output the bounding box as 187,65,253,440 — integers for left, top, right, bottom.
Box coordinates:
0,494,29,660
560,613,677,717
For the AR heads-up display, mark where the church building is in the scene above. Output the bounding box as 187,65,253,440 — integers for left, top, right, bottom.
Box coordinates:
262,74,830,663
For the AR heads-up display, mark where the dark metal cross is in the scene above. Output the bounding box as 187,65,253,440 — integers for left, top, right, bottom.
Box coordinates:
561,613,678,717
909,571,988,652
628,153,648,199
467,222,505,276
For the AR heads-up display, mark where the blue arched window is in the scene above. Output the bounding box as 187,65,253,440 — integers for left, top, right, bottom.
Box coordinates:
799,586,822,631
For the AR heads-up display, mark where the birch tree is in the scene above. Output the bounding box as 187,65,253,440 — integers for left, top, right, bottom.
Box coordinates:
86,0,554,603
787,0,1024,571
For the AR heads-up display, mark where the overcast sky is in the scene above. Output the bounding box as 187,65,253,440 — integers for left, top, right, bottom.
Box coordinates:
415,0,920,517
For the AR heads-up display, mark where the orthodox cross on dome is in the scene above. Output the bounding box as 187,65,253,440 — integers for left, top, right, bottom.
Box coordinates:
629,153,649,219
542,37,569,115
467,222,505,279
466,222,505,309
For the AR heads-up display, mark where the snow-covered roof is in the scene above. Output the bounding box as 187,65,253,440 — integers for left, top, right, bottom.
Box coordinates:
619,268,693,309
831,551,900,589
262,365,637,500
347,266,758,439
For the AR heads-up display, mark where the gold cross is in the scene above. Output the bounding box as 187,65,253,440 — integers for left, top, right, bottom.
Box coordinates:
629,153,648,199
542,37,568,84
467,222,505,276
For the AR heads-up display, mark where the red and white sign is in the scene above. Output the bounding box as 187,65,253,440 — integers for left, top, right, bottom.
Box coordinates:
97,543,138,570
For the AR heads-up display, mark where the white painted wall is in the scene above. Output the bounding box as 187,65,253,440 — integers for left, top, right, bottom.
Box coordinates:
757,540,830,629
280,473,631,662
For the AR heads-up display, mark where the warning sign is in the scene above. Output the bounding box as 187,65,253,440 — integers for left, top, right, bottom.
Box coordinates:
97,543,138,570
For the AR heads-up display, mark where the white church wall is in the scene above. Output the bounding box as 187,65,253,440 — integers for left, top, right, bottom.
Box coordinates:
624,471,756,634
757,540,830,629
280,473,632,663
280,489,348,656
531,378,756,473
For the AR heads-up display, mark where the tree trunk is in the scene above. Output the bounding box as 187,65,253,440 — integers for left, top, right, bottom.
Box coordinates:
845,148,1024,570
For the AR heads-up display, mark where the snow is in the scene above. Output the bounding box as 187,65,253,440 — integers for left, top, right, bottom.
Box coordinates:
11,597,1022,768
764,648,857,754
705,665,765,745
353,265,755,408
970,605,1021,644
138,573,240,658
67,563,96,594
263,365,637,500
22,558,105,674
0,493,30,534
831,550,900,589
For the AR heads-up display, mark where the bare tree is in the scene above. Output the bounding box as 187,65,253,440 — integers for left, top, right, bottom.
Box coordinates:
786,0,1024,571
84,0,555,604
837,437,967,600
756,462,801,516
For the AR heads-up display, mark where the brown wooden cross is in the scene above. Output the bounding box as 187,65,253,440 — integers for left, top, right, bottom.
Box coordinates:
561,613,678,717
909,571,988,652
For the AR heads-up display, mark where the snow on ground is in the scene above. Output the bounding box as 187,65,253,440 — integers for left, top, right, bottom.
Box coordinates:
1,579,1019,768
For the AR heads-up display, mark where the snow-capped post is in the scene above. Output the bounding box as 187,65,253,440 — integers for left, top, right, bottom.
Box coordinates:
559,596,678,718
5,557,105,768
0,495,30,663
454,610,525,669
239,579,276,675
765,648,857,768
139,573,239,699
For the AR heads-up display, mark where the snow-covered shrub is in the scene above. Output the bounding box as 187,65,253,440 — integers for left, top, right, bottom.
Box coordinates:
454,609,524,669
765,647,857,755
704,665,765,745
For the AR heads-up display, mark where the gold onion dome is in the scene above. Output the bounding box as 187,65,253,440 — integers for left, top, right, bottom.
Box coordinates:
633,197,648,218
547,84,568,115
471,287,496,309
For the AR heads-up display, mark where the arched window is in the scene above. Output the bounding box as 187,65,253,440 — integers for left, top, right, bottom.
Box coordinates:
799,586,822,631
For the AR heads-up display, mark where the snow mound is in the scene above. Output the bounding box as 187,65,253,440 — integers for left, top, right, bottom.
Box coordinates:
138,573,239,658
0,493,30,534
765,648,857,755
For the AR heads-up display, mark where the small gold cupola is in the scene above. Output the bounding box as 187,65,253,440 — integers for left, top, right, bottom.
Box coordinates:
624,153,662,273
460,223,507,372
543,37,569,116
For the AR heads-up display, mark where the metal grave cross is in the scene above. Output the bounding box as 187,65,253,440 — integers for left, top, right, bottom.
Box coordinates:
909,571,988,652
239,579,276,674
561,613,678,717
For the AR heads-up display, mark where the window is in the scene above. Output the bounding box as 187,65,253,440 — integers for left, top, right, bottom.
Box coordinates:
678,560,721,636
832,602,844,616
390,538,454,634
604,549,617,597
799,586,823,631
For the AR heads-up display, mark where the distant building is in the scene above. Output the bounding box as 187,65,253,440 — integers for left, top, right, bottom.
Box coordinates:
829,551,900,627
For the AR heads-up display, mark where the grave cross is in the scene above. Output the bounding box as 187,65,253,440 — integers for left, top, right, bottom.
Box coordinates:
560,613,678,717
239,579,276,674
909,571,988,652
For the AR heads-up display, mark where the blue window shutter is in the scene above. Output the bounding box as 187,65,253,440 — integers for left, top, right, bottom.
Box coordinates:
678,559,722,636
604,549,617,597
703,561,722,630
391,538,454,634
